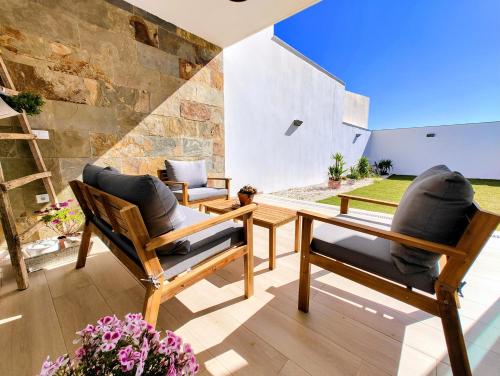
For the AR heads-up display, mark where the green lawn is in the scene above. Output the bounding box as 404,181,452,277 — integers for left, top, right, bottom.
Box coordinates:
319,175,500,228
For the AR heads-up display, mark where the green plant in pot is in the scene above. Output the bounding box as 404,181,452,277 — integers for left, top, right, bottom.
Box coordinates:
238,185,257,206
328,152,347,189
0,91,44,115
346,166,360,184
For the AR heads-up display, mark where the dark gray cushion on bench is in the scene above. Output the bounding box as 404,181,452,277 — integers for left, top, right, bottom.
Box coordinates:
91,206,244,280
96,171,186,254
172,187,228,202
311,216,437,293
82,164,119,187
165,160,208,190
390,165,473,274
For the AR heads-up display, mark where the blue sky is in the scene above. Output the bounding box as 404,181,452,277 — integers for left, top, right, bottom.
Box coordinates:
275,0,500,130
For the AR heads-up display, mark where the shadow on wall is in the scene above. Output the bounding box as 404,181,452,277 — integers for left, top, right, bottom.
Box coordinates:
0,0,225,242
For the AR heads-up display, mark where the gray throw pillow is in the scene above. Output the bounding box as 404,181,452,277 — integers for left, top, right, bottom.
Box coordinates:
82,164,119,187
390,166,474,274
164,160,208,189
96,170,188,255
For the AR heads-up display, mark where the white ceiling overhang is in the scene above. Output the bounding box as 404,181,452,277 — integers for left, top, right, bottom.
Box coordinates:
125,0,320,47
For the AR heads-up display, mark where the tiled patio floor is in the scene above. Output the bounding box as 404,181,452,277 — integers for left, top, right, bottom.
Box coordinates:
1,196,499,375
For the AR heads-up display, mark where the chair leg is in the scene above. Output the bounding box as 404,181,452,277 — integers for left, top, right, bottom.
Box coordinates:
243,215,254,298
298,217,313,312
75,221,92,269
438,289,472,376
143,285,162,328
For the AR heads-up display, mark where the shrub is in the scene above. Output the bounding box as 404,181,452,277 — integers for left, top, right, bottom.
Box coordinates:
357,156,370,178
239,185,257,195
34,199,84,238
376,159,393,175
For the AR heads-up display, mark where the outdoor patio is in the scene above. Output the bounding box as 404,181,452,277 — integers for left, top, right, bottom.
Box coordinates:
1,196,498,376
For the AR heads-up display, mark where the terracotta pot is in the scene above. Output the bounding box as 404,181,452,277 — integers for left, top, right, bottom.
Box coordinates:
238,192,254,206
57,236,66,250
328,179,341,189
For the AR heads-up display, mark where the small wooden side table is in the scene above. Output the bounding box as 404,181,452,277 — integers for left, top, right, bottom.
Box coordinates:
204,199,300,270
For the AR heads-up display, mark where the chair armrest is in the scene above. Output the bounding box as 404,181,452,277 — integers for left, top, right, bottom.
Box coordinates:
298,210,466,259
207,177,231,191
162,180,189,188
145,204,257,251
338,194,399,208
207,177,231,181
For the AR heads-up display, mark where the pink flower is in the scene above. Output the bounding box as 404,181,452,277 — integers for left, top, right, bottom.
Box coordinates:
100,330,122,352
74,346,86,360
135,338,150,375
167,363,176,376
60,202,69,207
68,199,74,202
50,204,58,208
118,345,136,372
51,219,61,225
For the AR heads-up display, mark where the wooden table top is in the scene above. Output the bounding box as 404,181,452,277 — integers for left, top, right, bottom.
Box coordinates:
204,199,298,228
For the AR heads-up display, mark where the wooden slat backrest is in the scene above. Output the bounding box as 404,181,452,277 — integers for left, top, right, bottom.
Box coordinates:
70,181,134,237
438,202,499,289
157,169,168,181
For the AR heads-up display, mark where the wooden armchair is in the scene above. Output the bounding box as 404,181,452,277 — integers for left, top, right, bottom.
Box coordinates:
157,169,230,207
70,180,255,328
298,194,499,375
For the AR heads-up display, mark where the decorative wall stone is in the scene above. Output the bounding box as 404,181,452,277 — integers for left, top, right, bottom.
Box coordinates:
0,0,224,242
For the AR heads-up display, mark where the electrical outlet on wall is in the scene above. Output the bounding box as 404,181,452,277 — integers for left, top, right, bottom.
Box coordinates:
36,194,50,204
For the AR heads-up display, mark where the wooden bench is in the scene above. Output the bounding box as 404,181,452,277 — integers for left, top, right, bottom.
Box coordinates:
70,180,256,327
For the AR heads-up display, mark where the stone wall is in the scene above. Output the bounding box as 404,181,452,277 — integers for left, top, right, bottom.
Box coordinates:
0,0,224,240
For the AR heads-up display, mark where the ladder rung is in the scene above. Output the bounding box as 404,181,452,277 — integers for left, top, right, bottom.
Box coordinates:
0,171,52,191
0,85,18,96
0,133,36,140
18,220,45,243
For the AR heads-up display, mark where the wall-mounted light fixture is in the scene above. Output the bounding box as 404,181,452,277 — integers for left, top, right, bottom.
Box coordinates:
426,133,436,138
293,120,303,127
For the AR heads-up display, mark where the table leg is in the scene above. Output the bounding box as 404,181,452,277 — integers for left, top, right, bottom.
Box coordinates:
269,227,276,270
294,216,301,253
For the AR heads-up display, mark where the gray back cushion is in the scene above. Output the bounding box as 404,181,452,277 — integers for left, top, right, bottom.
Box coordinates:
96,171,185,245
390,165,474,274
82,164,119,187
165,160,207,189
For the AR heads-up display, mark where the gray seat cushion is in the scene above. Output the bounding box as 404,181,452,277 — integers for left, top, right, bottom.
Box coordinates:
82,164,119,187
165,160,208,190
311,216,437,293
96,171,185,254
172,187,228,202
91,206,244,280
390,165,474,274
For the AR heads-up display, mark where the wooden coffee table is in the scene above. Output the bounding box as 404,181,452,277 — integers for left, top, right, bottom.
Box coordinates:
204,199,301,270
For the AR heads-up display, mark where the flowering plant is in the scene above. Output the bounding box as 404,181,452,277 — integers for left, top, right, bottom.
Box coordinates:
39,313,199,376
34,199,84,237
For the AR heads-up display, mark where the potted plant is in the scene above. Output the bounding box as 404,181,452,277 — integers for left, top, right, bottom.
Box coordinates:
238,185,257,206
357,156,371,179
346,166,360,185
38,313,199,375
34,199,84,249
328,152,347,189
0,91,44,115
375,159,393,176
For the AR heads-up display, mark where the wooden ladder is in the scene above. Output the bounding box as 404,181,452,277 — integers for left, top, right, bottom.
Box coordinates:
0,53,57,290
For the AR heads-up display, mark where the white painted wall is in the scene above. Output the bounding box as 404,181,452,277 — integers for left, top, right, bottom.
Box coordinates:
365,122,500,179
343,91,370,128
224,27,371,194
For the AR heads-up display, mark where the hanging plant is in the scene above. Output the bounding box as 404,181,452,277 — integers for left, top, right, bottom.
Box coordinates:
0,91,45,115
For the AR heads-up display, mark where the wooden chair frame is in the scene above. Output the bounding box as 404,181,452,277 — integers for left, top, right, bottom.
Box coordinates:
298,194,499,376
70,180,255,328
157,169,230,207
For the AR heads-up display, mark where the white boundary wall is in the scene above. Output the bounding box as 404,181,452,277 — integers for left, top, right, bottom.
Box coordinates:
224,27,371,194
365,122,500,179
